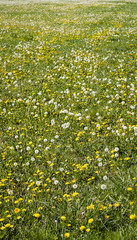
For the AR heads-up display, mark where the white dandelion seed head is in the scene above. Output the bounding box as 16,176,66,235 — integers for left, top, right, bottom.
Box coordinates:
101,184,106,190
73,184,77,189
103,176,108,181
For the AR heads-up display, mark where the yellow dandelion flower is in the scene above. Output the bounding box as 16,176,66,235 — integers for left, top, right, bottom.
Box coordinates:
60,216,66,221
5,223,11,228
0,218,4,222
87,203,94,210
14,208,20,213
86,228,90,232
33,213,40,218
80,225,86,231
72,192,79,197
88,218,94,224
127,188,132,191
1,226,5,230
130,214,136,220
64,232,70,238
114,203,119,207
22,209,27,212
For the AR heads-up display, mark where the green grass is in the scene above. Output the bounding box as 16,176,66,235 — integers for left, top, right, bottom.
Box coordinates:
0,0,137,239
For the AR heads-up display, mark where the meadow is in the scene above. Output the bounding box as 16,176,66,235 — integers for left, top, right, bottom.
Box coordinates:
0,0,137,239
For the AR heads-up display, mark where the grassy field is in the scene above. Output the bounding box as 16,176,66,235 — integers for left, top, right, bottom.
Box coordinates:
0,0,137,239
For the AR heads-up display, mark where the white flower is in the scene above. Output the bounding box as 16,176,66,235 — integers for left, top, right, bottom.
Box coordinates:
134,127,137,133
61,122,70,129
51,119,55,125
103,176,108,181
54,180,59,185
75,113,81,117
115,153,119,158
49,99,54,104
101,184,106,190
73,184,77,189
98,162,103,167
60,109,68,114
55,135,59,139
7,189,13,195
35,150,39,154
115,147,119,152
26,146,30,151
31,157,35,162
36,181,41,186
44,138,47,142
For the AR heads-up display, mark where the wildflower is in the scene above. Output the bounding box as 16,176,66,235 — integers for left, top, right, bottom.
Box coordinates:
22,209,27,212
0,218,4,221
36,181,41,186
1,226,5,230
61,216,66,221
72,192,79,197
101,184,106,190
87,204,94,210
134,127,137,134
54,180,59,185
86,228,90,232
35,150,39,154
7,189,13,195
103,176,108,181
127,187,132,191
51,119,55,125
114,203,119,207
73,184,77,189
80,225,86,231
61,122,70,129
14,208,20,213
5,223,13,228
33,213,40,218
64,232,70,238
130,214,136,220
88,218,94,224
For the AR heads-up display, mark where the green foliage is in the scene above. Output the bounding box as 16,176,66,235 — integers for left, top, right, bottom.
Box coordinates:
0,0,137,239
